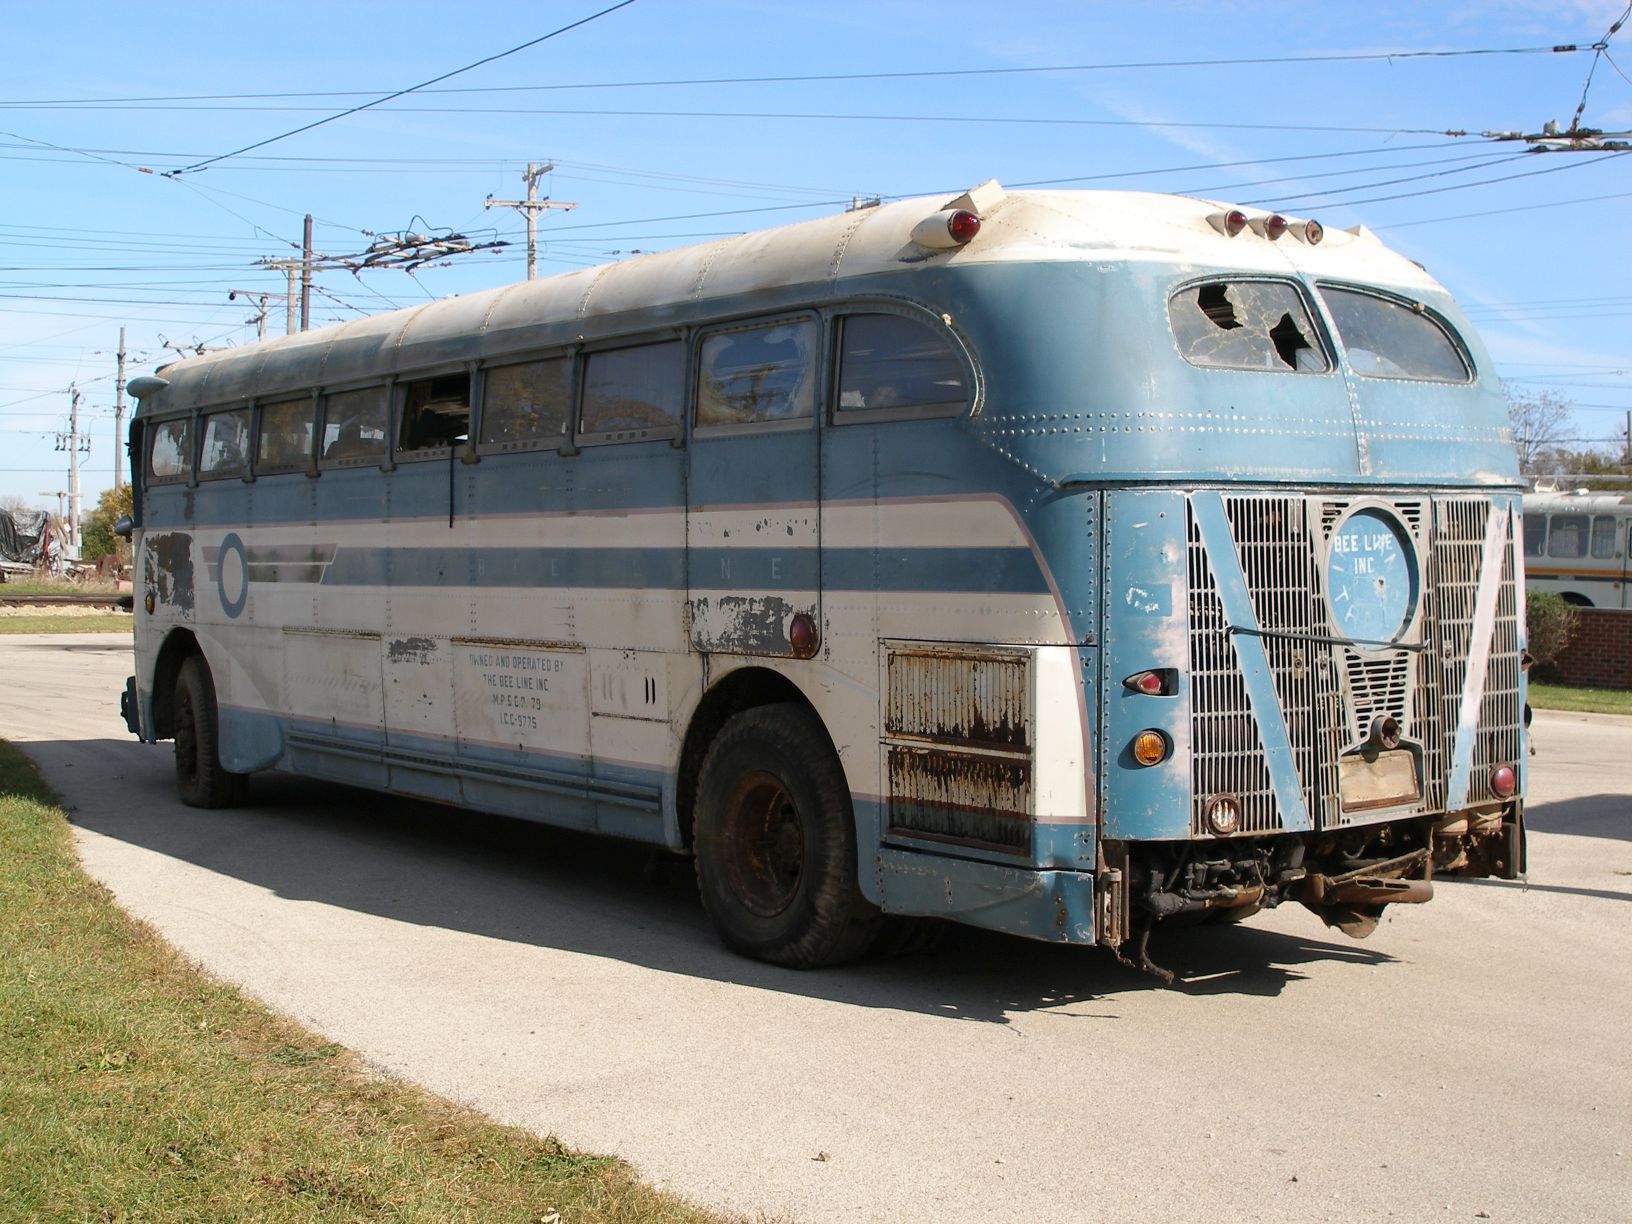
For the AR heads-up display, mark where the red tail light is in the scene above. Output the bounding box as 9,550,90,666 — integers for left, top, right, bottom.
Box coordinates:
947,210,981,243
1491,764,1517,798
1263,214,1288,240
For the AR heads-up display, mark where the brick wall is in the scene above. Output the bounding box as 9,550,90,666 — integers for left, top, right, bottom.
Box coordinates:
1543,608,1632,690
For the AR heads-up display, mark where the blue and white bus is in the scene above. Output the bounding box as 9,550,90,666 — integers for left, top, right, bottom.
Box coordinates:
120,180,1526,979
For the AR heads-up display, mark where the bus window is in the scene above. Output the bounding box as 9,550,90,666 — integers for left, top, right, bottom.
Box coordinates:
256,398,316,473
1523,514,1547,557
1169,280,1329,373
1591,515,1618,559
480,357,571,449
198,409,251,479
399,374,471,454
834,313,968,415
147,418,192,482
1317,286,1471,383
579,341,684,439
697,319,817,426
320,386,389,465
1547,514,1589,558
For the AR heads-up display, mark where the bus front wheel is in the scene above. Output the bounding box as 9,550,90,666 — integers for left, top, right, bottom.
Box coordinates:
693,703,880,967
173,656,247,809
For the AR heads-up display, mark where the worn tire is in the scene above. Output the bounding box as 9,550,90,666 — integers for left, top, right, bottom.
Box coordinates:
174,656,248,809
694,703,880,967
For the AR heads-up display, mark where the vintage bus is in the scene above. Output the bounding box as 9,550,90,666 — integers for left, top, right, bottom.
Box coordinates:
1523,489,1631,608
118,180,1526,980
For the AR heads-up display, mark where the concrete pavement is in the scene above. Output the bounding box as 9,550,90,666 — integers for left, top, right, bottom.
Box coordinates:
2,633,1628,1222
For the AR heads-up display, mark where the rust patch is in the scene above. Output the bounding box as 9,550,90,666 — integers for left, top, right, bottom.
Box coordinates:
387,636,438,665
691,594,794,655
887,745,1031,852
886,646,1030,750
143,532,194,612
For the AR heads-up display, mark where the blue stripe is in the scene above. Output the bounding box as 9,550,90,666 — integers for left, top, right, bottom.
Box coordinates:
312,544,1047,594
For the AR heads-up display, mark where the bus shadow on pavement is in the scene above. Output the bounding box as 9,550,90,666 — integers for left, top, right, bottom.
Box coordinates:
49,736,1404,1022
1522,793,1630,843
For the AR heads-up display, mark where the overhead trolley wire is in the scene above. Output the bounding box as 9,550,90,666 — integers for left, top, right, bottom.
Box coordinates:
168,0,641,175
0,43,1593,108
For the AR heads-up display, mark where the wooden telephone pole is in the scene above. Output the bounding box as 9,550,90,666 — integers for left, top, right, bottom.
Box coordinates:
485,163,577,280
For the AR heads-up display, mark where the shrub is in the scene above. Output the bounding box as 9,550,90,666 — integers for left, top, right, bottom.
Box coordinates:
1526,592,1580,671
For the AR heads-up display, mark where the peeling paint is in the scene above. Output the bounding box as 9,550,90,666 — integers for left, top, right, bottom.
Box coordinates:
387,636,438,665
690,594,797,655
143,532,194,612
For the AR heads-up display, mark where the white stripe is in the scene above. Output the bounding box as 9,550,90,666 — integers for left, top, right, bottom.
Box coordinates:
1448,505,1509,809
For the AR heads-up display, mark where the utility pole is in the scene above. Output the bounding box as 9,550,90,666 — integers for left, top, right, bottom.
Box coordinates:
300,213,314,332
114,326,126,489
56,385,87,551
485,163,577,280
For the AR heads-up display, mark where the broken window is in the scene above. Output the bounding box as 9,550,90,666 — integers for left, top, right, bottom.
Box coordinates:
480,357,571,449
320,386,389,465
1170,280,1330,373
398,373,471,455
148,418,193,482
835,313,968,415
256,398,316,473
696,318,817,427
579,342,684,439
198,408,251,479
1317,286,1470,383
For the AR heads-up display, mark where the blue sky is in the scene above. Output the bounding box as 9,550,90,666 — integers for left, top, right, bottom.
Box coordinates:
3,0,1629,515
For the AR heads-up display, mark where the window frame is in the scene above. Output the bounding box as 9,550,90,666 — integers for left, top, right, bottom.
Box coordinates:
1546,513,1591,560
692,312,822,438
1166,274,1335,377
196,406,254,483
474,349,578,457
825,303,978,426
575,334,687,447
392,365,477,465
317,381,395,472
254,393,319,477
144,414,195,486
1314,281,1475,385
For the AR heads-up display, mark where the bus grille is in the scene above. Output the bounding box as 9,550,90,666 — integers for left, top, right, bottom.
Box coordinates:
1186,494,1522,834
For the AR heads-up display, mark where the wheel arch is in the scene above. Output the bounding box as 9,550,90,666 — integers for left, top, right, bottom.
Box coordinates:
675,665,833,851
150,627,203,740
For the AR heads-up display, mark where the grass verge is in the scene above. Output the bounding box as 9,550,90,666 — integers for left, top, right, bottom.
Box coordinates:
0,613,132,634
0,741,722,1223
1528,681,1632,716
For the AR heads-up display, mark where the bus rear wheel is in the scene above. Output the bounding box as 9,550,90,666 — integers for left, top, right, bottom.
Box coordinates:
173,656,247,809
693,703,879,967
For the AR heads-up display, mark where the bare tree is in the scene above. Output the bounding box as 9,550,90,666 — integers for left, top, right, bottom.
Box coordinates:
0,494,39,517
1506,389,1572,474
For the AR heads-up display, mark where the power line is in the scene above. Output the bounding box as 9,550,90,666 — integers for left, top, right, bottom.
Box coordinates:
0,43,1592,108
169,0,641,175
1250,149,1628,209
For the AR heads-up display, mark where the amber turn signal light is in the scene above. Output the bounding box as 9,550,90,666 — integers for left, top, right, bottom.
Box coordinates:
1131,729,1170,767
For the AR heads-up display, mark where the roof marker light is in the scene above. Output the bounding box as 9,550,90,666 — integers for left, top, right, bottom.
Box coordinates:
1208,209,1249,237
911,207,982,249
1302,218,1324,245
1263,213,1289,240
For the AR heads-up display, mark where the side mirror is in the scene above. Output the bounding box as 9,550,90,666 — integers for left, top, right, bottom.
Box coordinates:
113,514,134,540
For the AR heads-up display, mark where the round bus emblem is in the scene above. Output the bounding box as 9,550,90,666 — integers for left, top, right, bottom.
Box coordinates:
1326,507,1418,645
217,532,249,618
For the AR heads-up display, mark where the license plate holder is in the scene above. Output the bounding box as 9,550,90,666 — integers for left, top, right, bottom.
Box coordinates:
1339,749,1421,813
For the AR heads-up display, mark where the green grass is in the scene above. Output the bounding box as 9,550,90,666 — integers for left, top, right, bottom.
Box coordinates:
0,577,120,596
1529,682,1632,716
0,741,724,1224
0,613,132,634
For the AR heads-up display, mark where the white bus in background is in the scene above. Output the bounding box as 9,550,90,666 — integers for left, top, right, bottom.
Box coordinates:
1522,490,1632,608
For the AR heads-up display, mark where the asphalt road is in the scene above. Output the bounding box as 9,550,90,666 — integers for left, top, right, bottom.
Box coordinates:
3,633,1628,1223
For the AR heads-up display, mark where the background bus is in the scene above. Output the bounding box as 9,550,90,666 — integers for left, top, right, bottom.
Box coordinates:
1523,490,1631,609
119,181,1525,980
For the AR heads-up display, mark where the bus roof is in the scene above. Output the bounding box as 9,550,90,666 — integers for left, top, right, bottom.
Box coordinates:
143,182,1447,413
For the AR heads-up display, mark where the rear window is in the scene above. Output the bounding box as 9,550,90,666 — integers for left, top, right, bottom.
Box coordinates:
1169,280,1329,373
1317,286,1471,383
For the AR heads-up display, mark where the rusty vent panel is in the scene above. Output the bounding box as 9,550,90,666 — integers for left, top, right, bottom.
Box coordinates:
883,643,1033,856
886,646,1030,750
